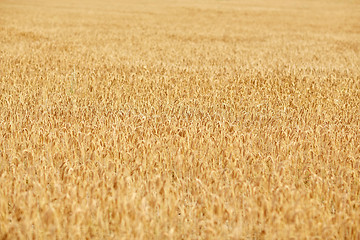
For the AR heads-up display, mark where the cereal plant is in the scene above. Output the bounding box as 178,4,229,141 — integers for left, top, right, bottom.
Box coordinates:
0,0,359,239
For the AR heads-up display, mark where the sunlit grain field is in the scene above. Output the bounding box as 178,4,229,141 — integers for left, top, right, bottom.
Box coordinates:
1,0,360,239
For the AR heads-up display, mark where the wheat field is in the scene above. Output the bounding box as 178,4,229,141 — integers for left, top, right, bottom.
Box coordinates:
0,0,360,239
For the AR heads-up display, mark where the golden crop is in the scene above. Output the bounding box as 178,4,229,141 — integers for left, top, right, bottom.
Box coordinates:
0,0,359,239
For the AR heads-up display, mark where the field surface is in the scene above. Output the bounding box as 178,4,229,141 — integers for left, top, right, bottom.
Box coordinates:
1,0,360,239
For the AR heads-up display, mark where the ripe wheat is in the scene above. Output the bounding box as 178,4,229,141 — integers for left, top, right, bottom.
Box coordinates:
0,0,359,239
